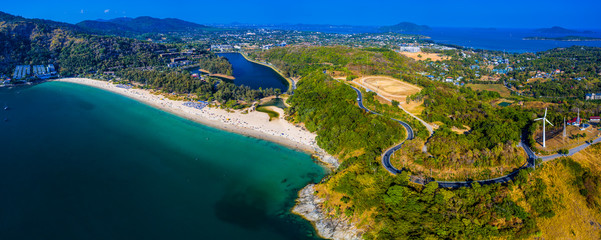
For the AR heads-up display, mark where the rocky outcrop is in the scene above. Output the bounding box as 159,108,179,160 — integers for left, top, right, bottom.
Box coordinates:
292,184,362,240
314,150,340,169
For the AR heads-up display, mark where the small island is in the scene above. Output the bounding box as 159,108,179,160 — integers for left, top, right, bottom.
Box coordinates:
523,36,601,41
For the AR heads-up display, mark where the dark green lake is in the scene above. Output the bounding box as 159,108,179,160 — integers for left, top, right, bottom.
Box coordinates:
0,82,326,239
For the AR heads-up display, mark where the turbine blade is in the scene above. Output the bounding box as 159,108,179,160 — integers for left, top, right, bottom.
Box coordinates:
534,118,543,121
544,108,547,118
546,119,553,126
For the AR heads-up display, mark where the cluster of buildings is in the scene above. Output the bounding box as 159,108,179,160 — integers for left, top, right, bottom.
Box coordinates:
167,57,193,68
585,93,601,100
567,114,600,131
11,64,57,81
399,44,421,53
155,48,204,68
12,65,31,80
211,45,234,52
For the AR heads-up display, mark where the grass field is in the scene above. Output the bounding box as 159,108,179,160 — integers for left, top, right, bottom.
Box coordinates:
526,149,601,239
256,106,279,121
535,125,601,152
465,83,512,98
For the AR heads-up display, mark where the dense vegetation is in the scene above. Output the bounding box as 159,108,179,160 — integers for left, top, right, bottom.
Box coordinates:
118,69,279,104
0,12,246,104
192,52,233,76
287,70,558,239
252,45,424,78
409,83,531,168
286,72,404,155
371,171,554,239
0,11,231,77
0,12,166,75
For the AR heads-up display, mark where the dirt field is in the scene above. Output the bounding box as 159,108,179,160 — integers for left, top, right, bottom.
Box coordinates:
355,76,421,100
478,75,501,81
465,84,512,98
354,76,423,115
399,52,449,61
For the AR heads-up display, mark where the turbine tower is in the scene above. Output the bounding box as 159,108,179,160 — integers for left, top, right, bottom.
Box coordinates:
535,108,553,148
563,117,567,138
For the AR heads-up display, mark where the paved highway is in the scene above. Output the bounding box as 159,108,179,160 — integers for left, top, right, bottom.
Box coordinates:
349,84,600,188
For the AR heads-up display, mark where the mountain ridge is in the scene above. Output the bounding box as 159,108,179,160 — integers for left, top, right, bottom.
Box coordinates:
76,16,213,36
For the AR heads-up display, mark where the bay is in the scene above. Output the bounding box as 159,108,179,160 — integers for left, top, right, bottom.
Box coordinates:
0,82,325,239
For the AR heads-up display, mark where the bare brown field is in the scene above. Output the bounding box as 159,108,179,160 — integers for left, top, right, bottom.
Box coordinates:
523,101,556,109
478,75,501,81
354,76,421,102
451,125,471,134
398,52,449,61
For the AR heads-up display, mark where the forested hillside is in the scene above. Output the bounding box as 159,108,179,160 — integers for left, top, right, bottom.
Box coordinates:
0,11,166,75
287,71,560,239
252,46,424,79
256,45,601,238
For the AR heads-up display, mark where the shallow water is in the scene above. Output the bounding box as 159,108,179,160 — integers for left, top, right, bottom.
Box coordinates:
0,82,325,239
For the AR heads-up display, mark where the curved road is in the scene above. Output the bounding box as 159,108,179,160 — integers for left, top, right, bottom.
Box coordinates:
349,85,601,188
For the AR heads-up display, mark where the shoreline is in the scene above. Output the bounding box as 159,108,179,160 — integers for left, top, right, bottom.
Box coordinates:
55,78,338,168
293,184,362,240
238,52,296,92
56,78,345,238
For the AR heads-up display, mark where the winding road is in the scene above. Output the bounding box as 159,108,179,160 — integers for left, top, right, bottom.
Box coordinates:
349,84,601,188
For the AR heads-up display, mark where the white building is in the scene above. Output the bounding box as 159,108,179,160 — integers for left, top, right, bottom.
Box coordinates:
400,46,421,53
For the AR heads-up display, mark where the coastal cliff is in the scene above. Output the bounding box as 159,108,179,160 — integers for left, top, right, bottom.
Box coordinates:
293,184,362,240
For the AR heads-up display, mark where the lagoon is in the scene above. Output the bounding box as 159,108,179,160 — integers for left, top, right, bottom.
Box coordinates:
217,52,289,91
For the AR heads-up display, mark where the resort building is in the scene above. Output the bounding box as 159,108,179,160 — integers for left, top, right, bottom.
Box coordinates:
399,46,421,53
590,116,600,123
585,93,601,100
12,64,57,80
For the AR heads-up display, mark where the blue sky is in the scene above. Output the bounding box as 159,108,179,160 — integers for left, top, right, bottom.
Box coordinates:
2,0,600,29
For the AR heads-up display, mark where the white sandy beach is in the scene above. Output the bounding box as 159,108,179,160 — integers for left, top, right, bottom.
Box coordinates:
56,78,338,167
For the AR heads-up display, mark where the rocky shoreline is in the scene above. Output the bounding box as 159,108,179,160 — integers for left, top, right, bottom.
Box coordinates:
292,184,362,240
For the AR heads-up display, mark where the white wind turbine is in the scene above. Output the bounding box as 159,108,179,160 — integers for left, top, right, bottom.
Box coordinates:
535,108,553,148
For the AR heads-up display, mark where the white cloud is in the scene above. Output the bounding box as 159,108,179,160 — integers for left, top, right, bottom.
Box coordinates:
104,9,110,14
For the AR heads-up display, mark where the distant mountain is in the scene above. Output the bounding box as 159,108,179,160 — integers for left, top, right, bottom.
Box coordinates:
76,16,213,35
523,36,601,41
535,26,579,34
379,22,430,32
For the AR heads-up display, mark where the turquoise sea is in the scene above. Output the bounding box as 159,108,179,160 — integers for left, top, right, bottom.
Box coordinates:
0,82,326,239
